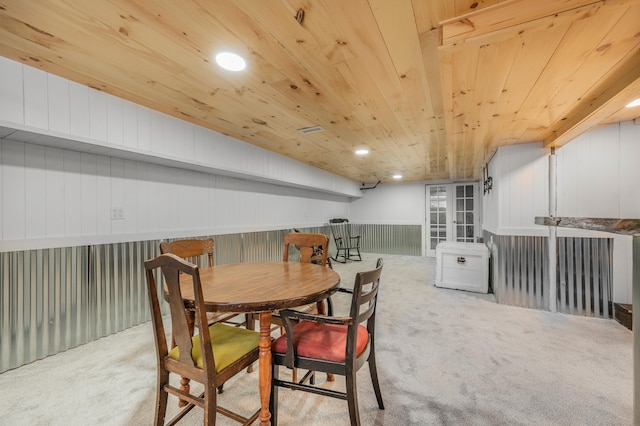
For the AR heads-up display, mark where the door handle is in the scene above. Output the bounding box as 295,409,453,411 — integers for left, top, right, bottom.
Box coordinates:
457,257,466,264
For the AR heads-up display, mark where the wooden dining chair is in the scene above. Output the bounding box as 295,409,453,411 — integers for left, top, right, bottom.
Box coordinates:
160,238,245,328
247,232,333,381
144,253,260,425
269,258,385,426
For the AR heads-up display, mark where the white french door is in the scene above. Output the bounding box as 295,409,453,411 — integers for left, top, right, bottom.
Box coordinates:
425,183,480,256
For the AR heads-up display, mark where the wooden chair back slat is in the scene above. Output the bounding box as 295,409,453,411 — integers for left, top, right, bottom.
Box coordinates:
160,238,214,268
283,232,329,266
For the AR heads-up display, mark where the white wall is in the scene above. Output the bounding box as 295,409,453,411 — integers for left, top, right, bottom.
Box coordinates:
0,138,350,252
348,181,426,224
482,142,549,235
556,121,640,218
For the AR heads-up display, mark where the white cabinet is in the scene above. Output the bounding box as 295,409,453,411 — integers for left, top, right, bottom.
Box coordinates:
435,242,489,293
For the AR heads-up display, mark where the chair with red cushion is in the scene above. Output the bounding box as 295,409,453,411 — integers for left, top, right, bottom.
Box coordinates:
269,258,385,426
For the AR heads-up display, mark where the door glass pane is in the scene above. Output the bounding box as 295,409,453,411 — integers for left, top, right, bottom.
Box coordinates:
466,185,473,197
454,184,476,242
428,183,478,253
428,185,448,250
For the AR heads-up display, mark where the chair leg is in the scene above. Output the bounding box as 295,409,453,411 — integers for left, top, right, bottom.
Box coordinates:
346,370,360,426
246,314,255,373
368,351,385,409
352,247,362,261
204,381,217,426
269,364,280,425
156,370,169,426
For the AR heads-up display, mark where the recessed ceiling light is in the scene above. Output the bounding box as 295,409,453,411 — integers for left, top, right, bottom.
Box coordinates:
355,149,369,155
215,52,246,71
626,98,640,108
393,174,403,180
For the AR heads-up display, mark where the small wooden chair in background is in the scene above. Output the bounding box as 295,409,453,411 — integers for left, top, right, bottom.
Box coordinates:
160,238,246,329
144,253,260,425
329,219,362,263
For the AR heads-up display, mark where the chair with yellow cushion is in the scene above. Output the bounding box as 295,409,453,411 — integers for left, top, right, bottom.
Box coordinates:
144,253,260,425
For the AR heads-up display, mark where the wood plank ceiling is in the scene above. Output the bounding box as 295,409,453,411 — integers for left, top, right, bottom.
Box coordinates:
0,0,639,183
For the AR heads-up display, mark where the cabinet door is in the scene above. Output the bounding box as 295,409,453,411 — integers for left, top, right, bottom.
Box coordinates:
425,183,480,256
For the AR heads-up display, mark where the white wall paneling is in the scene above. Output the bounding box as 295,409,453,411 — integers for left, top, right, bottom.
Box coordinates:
136,105,151,152
556,123,623,218
106,96,124,146
0,56,24,124
349,181,426,224
618,121,640,217
88,88,108,142
2,140,26,240
63,150,83,236
47,74,70,135
494,142,549,234
25,144,46,239
96,155,112,236
80,153,98,236
23,66,48,130
44,147,65,237
0,137,351,251
69,81,91,139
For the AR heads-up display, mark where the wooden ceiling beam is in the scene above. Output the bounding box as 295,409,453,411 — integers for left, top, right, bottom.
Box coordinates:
544,48,640,148
440,0,604,47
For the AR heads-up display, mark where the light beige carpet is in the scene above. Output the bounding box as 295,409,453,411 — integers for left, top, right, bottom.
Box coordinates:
0,253,632,425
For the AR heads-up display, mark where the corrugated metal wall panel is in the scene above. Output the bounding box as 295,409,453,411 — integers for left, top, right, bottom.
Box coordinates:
485,232,549,310
343,224,422,256
485,232,613,318
0,247,88,372
556,237,612,317
1,224,419,372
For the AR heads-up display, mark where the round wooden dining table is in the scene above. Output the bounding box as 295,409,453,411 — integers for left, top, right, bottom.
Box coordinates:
178,261,341,426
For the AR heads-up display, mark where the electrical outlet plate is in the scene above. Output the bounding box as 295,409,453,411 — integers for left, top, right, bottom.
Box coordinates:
111,207,125,220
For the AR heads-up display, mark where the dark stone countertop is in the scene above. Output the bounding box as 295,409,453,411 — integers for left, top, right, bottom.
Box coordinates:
535,216,640,236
